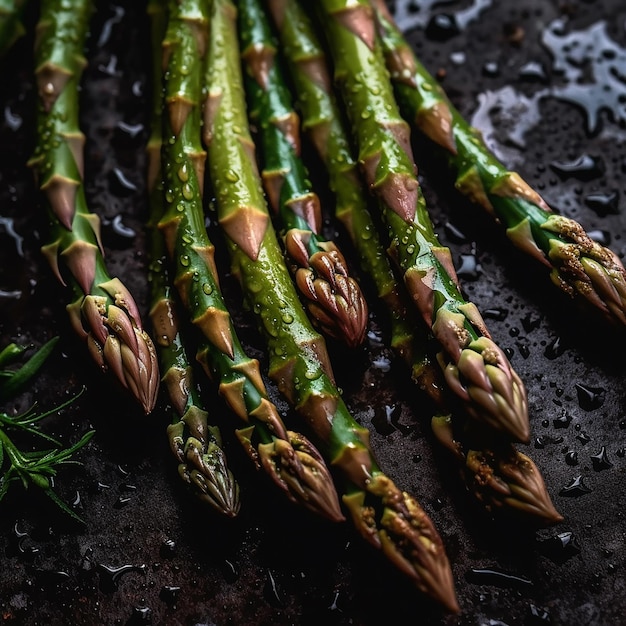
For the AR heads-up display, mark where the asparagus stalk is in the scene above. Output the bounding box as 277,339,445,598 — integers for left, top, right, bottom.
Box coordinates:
264,0,443,404
314,0,529,444
147,0,240,518
158,0,342,522
372,0,626,328
265,0,561,526
203,0,458,611
0,0,27,59
237,0,368,349
27,0,159,414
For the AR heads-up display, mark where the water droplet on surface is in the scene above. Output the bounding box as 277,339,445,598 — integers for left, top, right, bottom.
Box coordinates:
116,120,144,139
425,14,460,41
559,475,592,497
550,154,605,181
575,383,605,411
591,446,613,470
97,5,124,46
482,61,500,77
0,216,24,256
466,567,533,590
519,61,547,82
483,307,508,321
521,312,541,333
159,585,181,606
456,253,481,279
565,450,579,465
539,531,581,563
585,190,620,216
97,563,146,592
553,413,572,428
576,431,591,445
544,335,566,359
110,167,138,194
4,105,22,131
528,604,552,623
443,221,468,243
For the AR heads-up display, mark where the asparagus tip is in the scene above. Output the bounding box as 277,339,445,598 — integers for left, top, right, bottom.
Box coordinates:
466,447,564,526
259,432,345,522
293,247,369,348
343,473,458,612
179,437,241,518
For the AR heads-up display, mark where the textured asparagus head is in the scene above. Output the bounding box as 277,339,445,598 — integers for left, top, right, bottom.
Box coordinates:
167,406,240,517
431,415,562,526
465,447,563,526
435,330,530,444
30,0,159,414
254,429,346,522
237,0,368,348
343,472,459,613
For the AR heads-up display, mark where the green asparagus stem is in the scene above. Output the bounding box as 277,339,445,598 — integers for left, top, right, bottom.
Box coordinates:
314,0,529,444
0,0,27,59
0,339,94,522
264,0,444,405
27,0,159,414
203,0,457,611
147,0,239,518
266,0,561,526
237,0,368,349
372,0,626,328
158,0,342,523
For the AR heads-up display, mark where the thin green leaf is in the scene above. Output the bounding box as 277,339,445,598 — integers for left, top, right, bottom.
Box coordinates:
0,337,60,401
0,343,26,368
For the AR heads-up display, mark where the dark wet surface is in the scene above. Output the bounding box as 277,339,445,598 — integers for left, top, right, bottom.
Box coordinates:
1,1,626,624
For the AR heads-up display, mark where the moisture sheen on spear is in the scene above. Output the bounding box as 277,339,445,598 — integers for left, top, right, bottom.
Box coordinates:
314,0,529,444
28,0,159,414
238,0,368,349
203,0,458,612
156,0,342,523
267,0,562,528
372,0,626,329
146,0,239,518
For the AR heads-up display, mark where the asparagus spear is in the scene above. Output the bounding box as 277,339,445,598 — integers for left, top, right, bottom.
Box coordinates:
314,0,529,444
158,0,342,523
266,0,561,526
264,0,443,404
237,0,368,349
203,0,458,611
0,0,27,59
372,0,626,328
146,0,239,518
27,0,159,414
431,415,562,526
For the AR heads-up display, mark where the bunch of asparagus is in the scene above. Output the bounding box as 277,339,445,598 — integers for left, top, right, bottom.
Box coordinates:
265,0,562,528
24,0,626,613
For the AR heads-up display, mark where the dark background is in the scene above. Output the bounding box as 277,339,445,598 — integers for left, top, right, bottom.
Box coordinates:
1,1,625,624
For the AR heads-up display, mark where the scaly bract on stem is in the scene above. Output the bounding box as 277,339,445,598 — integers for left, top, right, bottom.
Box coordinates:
28,0,159,414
